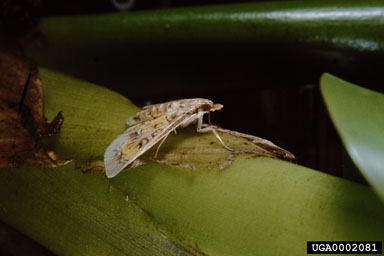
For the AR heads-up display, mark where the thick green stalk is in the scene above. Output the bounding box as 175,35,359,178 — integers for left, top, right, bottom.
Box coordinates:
37,1,384,51
0,69,382,255
29,1,384,97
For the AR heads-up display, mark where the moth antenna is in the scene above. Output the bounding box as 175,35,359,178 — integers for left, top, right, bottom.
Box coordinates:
199,125,233,151
154,132,170,159
196,116,233,151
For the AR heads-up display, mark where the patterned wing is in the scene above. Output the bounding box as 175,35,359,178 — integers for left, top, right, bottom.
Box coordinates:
105,110,194,178
126,100,198,126
126,102,172,126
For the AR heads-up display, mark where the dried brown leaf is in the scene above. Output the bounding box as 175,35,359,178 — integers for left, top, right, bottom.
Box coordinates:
122,124,295,172
0,50,65,167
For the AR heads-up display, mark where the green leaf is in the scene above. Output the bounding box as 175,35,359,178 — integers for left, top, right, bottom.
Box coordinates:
321,73,384,201
28,1,384,97
0,68,383,255
36,1,384,51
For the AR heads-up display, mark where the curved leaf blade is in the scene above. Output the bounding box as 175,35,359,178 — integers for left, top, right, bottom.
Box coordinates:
321,73,384,201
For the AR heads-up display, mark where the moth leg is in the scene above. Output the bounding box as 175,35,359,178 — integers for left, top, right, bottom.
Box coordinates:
207,112,213,125
196,116,233,151
154,132,170,159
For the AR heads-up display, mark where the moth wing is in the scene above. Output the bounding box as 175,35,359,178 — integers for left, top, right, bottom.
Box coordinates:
104,112,190,178
142,104,155,109
126,104,162,126
127,100,198,126
104,129,140,178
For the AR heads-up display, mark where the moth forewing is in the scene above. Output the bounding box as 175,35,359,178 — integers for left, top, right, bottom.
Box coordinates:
104,98,225,178
105,109,195,178
105,115,169,178
126,99,204,126
104,131,136,178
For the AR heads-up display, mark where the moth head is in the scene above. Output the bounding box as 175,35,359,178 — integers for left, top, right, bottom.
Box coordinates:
212,103,223,111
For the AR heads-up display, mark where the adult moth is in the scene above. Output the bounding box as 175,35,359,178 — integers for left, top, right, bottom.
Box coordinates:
104,98,230,178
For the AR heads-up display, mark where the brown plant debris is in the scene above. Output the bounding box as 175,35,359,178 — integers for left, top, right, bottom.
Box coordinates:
207,125,296,162
124,124,295,172
0,50,64,168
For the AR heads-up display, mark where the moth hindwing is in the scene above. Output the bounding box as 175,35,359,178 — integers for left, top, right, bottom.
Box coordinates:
104,98,224,178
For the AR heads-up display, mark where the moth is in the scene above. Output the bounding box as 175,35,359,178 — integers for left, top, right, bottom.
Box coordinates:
104,98,231,178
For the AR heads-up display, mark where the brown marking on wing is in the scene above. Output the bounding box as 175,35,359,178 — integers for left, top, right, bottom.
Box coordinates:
129,131,139,139
140,138,149,147
166,112,180,122
162,103,167,113
152,130,160,137
121,143,141,161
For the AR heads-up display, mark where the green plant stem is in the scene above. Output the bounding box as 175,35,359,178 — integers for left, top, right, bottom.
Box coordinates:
0,69,383,256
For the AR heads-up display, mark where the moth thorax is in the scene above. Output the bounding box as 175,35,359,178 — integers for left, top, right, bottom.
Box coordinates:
200,104,212,112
